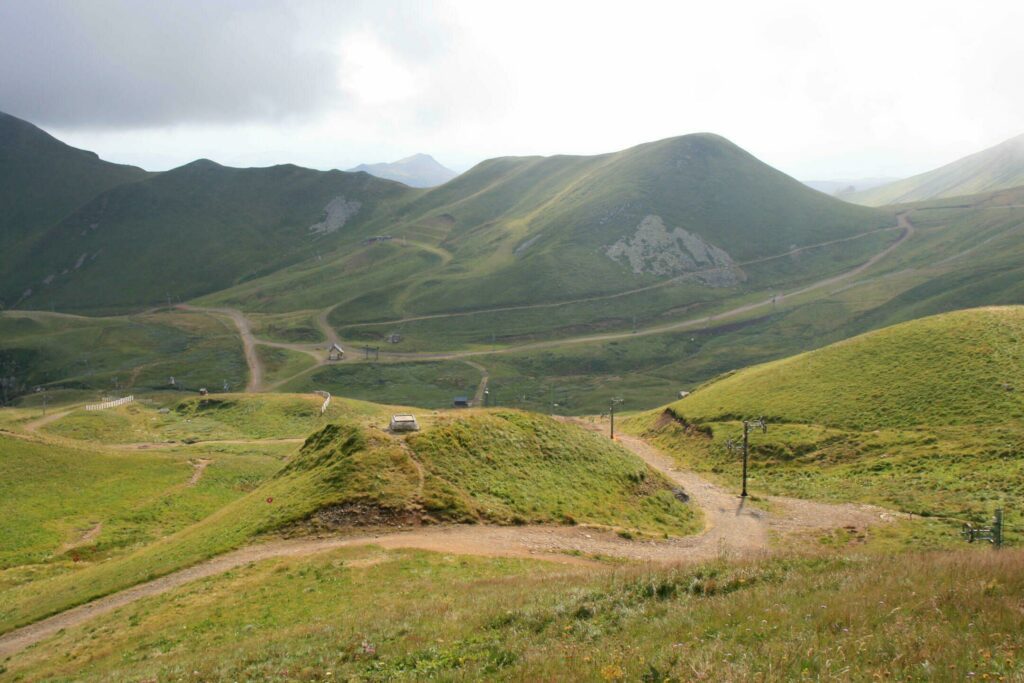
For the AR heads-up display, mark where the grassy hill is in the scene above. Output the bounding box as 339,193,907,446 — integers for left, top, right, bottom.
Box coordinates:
848,133,1024,206
4,159,413,312
627,307,1024,526
0,407,698,632
0,110,148,291
666,306,1024,429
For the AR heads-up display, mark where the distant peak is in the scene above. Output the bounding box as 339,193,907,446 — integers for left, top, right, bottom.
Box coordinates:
179,158,223,170
346,153,458,188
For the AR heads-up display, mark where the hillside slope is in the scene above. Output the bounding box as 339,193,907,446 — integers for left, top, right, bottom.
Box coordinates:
3,159,413,312
627,307,1024,526
349,153,458,188
667,306,1024,429
0,111,148,286
848,133,1024,206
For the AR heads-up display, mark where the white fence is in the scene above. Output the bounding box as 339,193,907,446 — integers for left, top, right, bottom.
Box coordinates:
85,395,134,411
313,390,331,415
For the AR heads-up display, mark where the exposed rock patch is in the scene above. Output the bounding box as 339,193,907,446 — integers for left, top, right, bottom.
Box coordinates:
309,196,361,236
513,235,541,257
606,215,744,287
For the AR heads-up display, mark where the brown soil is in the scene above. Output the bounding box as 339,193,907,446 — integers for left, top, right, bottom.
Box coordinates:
187,459,211,487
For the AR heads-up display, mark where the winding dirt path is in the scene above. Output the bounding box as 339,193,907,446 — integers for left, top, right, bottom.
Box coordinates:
187,459,211,486
334,223,906,331
0,432,901,658
183,216,915,393
362,215,915,362
22,409,76,434
177,305,262,392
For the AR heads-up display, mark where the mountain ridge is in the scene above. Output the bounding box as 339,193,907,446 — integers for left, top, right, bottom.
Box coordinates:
847,133,1024,206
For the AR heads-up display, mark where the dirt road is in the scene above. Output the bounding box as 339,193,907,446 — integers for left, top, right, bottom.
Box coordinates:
334,223,906,331
160,217,916,392
177,304,262,392
0,431,899,658
22,409,76,434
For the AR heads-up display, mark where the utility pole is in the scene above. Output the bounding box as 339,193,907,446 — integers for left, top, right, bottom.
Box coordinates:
609,397,624,439
727,417,767,498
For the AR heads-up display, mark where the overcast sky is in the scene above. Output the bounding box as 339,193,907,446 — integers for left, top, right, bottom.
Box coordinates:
2,0,1022,179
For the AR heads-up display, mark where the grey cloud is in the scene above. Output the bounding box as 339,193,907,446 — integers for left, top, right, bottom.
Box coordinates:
0,0,445,129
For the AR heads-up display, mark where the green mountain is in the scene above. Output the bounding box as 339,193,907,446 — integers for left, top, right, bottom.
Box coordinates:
348,153,458,188
206,133,894,322
848,133,1024,206
3,157,413,312
3,120,892,317
0,110,149,280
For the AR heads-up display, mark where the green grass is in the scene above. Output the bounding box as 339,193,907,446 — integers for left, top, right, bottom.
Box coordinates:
255,346,317,387
0,410,697,634
287,360,483,409
0,309,246,400
409,411,699,532
7,547,1024,681
43,393,387,443
662,306,1024,429
0,434,281,571
249,310,323,343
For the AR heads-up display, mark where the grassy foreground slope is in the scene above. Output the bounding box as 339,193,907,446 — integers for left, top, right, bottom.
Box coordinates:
627,307,1024,528
0,434,280,573
848,132,1024,205
0,409,697,632
10,547,1024,681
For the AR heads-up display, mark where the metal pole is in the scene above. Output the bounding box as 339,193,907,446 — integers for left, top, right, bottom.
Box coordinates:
741,421,749,497
609,398,623,440
994,509,1003,548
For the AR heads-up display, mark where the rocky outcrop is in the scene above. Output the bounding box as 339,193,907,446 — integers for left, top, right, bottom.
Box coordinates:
605,215,744,286
308,196,361,236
